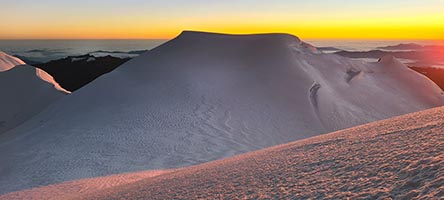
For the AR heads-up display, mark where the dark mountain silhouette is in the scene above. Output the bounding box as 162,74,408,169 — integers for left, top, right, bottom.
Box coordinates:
13,55,42,65
377,43,444,50
410,66,444,91
35,55,130,92
335,50,421,59
377,43,424,50
317,47,342,52
334,49,443,65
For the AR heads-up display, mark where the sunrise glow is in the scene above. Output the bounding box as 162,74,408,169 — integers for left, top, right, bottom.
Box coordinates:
2,0,444,40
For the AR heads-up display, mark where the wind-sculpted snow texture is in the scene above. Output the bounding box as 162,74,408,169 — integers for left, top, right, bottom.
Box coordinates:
0,170,171,200
78,107,444,199
0,52,66,134
0,32,443,194
3,107,444,199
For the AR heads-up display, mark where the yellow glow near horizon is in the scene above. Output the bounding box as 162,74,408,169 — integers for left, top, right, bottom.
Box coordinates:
3,23,443,40
1,1,444,40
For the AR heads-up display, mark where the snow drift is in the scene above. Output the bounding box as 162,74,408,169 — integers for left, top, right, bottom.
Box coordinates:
61,107,444,199
0,32,443,194
0,52,67,134
2,106,444,200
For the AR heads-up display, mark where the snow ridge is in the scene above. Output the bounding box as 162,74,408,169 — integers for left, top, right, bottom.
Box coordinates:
0,51,26,72
0,52,67,134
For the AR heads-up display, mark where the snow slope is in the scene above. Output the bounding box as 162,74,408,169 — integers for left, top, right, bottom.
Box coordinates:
2,106,443,199
0,52,67,134
83,107,444,199
0,52,25,72
0,170,171,200
0,32,443,194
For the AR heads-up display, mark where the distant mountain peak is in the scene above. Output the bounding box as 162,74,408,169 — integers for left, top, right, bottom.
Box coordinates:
377,43,424,50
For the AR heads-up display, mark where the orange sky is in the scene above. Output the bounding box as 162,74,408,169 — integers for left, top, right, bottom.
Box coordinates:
2,0,444,40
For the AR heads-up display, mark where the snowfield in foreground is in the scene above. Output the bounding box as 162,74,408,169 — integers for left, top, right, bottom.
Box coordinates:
2,107,443,199
0,52,66,134
0,32,443,194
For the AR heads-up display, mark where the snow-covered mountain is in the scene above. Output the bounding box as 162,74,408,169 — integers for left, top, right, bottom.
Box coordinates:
0,52,67,134
0,32,443,194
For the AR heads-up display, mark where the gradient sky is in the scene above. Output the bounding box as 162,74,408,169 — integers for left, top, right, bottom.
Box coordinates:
2,0,444,40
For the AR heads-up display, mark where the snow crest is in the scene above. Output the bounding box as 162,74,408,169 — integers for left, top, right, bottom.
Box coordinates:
0,51,26,72
0,53,67,135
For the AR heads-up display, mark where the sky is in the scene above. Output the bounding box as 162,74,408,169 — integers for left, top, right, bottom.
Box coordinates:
1,0,444,40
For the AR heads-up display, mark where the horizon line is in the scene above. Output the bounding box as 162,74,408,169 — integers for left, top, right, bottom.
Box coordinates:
1,37,443,41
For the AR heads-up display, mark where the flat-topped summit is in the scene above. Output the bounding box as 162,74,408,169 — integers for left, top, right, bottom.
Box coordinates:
176,30,302,42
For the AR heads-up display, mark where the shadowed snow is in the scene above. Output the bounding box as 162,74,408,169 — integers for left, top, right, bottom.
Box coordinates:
0,53,67,134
